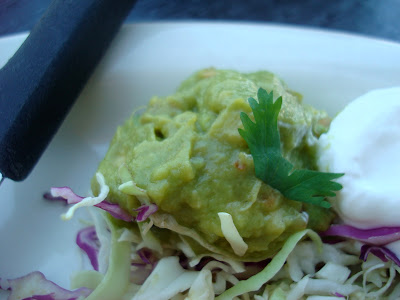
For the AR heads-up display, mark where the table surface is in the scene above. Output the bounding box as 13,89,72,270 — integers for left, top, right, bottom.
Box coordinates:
1,0,400,42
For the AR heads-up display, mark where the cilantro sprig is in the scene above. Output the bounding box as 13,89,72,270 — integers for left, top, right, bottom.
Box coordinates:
238,88,343,208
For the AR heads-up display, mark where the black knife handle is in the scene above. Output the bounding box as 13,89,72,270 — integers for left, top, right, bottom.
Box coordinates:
0,0,137,181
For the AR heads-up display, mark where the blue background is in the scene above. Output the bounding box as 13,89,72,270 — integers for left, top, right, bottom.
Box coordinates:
1,0,400,42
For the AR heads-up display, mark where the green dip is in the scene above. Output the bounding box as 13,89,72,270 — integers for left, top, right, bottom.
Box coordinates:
92,68,334,261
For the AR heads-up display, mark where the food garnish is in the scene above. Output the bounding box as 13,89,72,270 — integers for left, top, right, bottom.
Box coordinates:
239,88,344,208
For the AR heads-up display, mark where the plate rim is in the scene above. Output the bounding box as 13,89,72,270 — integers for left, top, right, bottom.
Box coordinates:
1,20,400,48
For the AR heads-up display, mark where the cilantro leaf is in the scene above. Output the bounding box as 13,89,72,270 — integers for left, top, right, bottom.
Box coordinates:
238,88,343,208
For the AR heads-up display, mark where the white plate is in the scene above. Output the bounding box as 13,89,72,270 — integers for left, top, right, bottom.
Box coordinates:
1,22,400,292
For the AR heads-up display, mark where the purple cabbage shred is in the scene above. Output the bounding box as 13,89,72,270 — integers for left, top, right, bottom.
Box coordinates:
76,226,100,271
129,248,159,285
321,224,400,245
0,271,91,300
360,244,400,266
44,186,133,222
134,204,158,222
137,248,157,265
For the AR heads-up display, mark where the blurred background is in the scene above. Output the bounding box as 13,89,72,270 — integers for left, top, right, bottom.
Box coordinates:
1,0,400,42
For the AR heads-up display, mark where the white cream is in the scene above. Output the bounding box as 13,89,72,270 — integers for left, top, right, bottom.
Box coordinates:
317,87,400,229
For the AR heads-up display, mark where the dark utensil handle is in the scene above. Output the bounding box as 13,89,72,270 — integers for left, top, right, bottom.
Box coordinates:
0,0,137,181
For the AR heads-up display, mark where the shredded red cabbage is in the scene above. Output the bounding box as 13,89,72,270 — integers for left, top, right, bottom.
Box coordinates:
134,204,158,222
334,292,346,298
321,224,400,245
22,295,59,300
360,244,400,266
94,201,133,222
76,226,100,271
44,187,133,222
44,187,82,204
43,192,69,204
137,248,158,265
129,248,158,285
0,271,91,300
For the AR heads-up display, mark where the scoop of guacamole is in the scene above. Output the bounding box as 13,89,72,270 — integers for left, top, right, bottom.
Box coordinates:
92,68,334,261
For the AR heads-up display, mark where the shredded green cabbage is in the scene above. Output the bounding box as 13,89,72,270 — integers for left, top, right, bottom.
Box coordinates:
132,257,198,300
52,174,400,299
65,210,400,299
216,229,321,300
186,269,214,300
62,173,109,220
218,212,248,256
85,216,131,300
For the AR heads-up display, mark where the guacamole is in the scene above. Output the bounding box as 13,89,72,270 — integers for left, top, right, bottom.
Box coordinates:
92,68,334,261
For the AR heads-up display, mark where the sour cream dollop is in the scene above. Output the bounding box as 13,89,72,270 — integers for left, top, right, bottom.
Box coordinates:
317,87,400,229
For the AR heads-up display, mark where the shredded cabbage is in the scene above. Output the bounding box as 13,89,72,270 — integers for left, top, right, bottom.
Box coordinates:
186,269,214,300
61,173,109,220
315,262,351,284
118,180,150,204
189,253,245,273
134,204,158,222
322,224,400,245
76,226,100,271
218,212,248,256
8,203,400,299
47,185,132,222
216,229,321,300
84,216,131,300
1,271,91,300
360,244,400,266
70,270,103,291
132,257,198,300
10,173,400,299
